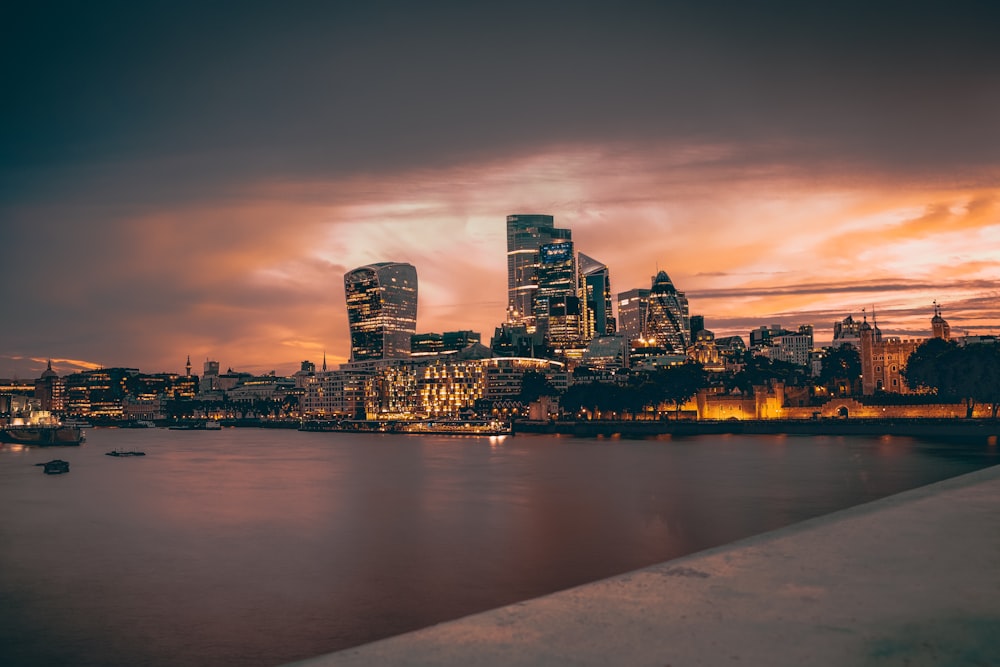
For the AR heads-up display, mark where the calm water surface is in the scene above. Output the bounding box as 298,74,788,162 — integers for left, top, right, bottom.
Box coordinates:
1,428,996,666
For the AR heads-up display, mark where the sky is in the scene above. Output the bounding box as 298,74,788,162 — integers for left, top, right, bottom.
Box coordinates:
2,1,999,378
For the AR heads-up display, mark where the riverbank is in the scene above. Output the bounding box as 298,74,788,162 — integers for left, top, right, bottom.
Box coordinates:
513,417,1000,443
288,462,1000,667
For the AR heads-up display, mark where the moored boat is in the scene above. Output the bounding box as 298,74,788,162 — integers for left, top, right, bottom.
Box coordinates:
106,450,146,457
0,425,84,446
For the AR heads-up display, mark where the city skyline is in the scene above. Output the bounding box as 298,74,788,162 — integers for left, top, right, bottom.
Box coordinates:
3,2,999,378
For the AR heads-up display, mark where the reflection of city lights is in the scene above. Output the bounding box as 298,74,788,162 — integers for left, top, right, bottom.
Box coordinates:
489,435,507,446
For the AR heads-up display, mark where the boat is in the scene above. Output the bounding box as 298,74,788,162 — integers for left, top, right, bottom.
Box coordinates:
62,418,94,429
106,450,146,457
1,409,84,446
1,425,84,446
169,419,222,431
39,459,70,474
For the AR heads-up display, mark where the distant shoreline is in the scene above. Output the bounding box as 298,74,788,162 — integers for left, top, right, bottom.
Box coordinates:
512,418,1000,443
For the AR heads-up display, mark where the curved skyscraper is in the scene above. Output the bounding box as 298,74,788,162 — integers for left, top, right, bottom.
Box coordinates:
344,262,418,362
644,270,690,354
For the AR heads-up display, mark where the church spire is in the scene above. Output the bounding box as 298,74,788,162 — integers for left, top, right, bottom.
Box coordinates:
322,350,327,372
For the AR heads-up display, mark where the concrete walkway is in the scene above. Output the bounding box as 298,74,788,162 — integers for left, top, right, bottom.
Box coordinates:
288,464,1000,666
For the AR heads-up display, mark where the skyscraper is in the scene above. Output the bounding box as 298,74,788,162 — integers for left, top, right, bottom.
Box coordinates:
344,262,418,362
578,252,614,339
644,270,690,353
506,214,571,331
616,288,650,339
535,241,581,345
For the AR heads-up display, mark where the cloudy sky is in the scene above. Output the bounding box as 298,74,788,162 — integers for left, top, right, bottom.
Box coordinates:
2,1,999,378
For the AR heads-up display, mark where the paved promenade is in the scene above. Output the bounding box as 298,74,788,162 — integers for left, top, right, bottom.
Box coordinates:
289,464,1000,666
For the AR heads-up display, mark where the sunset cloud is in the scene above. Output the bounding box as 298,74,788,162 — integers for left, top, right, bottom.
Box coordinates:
1,2,998,378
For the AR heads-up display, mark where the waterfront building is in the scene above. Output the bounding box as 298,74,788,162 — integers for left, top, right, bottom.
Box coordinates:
62,367,139,417
200,359,221,393
506,214,572,331
579,253,615,339
301,369,369,419
858,312,923,395
644,270,690,354
616,288,650,340
34,360,65,413
345,262,418,362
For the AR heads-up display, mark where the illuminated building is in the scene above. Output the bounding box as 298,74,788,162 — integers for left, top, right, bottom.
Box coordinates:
858,310,926,395
345,262,418,362
579,253,615,339
200,359,221,393
506,214,571,330
616,288,650,340
690,315,705,339
760,325,814,366
832,315,862,348
490,323,541,357
644,270,690,354
580,334,629,370
34,360,65,413
535,241,582,346
411,330,482,358
688,329,725,372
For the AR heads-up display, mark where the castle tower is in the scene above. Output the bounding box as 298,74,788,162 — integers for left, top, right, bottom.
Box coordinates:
931,301,951,340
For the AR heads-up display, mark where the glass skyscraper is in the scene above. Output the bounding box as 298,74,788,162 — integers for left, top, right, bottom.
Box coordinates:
344,262,418,362
578,252,614,339
506,214,571,331
616,288,650,339
535,241,581,345
644,270,690,354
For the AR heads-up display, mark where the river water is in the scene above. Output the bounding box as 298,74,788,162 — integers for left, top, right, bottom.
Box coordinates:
1,428,996,666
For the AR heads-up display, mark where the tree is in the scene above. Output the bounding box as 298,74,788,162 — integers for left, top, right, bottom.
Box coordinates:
819,344,862,395
518,370,556,404
904,339,1000,418
652,362,708,418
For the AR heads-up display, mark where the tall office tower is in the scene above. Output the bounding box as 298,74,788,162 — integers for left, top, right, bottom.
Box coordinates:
579,253,614,339
690,315,705,338
506,214,571,330
535,241,582,345
344,262,418,362
616,288,650,339
644,270,690,353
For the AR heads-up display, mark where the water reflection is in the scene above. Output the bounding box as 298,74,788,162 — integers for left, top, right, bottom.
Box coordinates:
0,428,995,667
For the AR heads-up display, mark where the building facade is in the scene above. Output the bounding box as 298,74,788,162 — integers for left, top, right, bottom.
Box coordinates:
616,288,650,340
506,214,571,331
579,252,615,339
535,241,581,346
344,262,418,362
644,270,690,354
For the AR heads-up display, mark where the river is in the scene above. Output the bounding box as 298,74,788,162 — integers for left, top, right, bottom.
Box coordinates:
1,428,996,666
